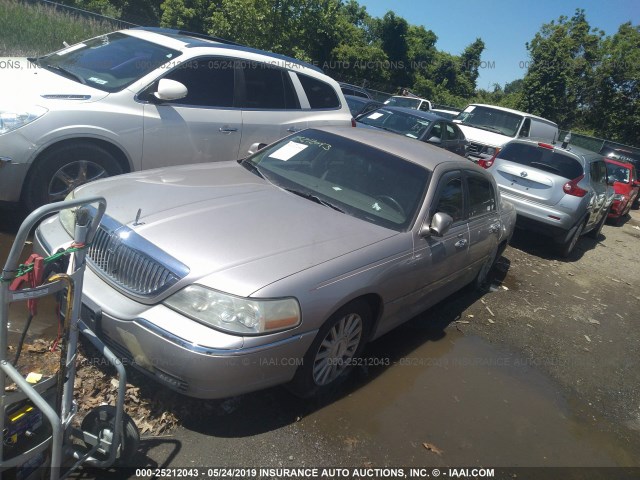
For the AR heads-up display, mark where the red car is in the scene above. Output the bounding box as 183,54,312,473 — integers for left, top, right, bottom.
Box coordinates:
605,158,640,223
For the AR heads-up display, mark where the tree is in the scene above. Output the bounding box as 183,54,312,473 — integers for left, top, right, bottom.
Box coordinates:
588,22,640,146
518,9,603,129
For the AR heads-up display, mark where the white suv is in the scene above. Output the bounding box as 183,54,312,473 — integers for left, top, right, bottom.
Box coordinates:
0,28,352,210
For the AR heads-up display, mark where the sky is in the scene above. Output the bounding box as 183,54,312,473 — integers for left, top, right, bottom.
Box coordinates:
357,0,639,90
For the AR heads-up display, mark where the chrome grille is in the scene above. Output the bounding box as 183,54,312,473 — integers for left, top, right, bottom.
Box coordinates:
468,142,483,155
86,212,189,298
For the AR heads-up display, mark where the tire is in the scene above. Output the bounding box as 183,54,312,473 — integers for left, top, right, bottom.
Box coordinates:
288,300,372,398
558,221,585,258
473,244,499,290
81,405,140,466
587,208,608,239
23,142,123,211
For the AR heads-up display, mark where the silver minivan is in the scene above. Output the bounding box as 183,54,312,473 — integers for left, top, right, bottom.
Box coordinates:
0,28,352,211
479,138,613,257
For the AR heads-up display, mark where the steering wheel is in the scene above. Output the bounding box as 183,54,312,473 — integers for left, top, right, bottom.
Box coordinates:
376,195,405,217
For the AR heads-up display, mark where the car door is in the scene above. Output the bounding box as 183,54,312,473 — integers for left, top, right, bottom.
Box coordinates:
589,159,609,227
237,62,307,157
464,171,501,277
444,122,468,157
141,56,243,168
409,170,471,312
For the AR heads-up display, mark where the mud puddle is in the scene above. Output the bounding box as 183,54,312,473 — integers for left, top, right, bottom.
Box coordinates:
306,328,640,467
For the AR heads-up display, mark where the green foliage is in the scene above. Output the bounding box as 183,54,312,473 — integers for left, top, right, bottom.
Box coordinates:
0,0,115,56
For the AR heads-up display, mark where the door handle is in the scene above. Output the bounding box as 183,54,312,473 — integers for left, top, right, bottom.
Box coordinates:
454,239,467,248
219,127,238,134
490,222,501,233
287,127,300,133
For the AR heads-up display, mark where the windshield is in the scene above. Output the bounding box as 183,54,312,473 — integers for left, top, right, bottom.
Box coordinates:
455,105,523,137
358,109,431,139
605,162,631,184
30,32,182,92
384,97,421,109
243,130,430,231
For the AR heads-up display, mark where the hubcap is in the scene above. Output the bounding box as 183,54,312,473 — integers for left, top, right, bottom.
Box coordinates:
313,313,363,386
48,160,109,202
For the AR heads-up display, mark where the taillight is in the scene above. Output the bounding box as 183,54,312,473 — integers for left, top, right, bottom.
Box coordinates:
538,142,554,150
563,174,587,197
351,118,357,127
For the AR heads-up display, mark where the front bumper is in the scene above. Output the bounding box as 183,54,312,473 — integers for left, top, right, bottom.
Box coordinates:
34,215,316,399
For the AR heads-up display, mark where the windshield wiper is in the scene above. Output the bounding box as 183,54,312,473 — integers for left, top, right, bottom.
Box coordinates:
41,63,85,84
285,188,345,213
240,159,264,179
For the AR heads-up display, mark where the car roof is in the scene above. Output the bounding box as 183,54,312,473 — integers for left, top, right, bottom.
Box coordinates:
316,126,475,171
605,157,635,169
129,27,323,73
344,94,371,104
372,106,444,121
466,103,557,125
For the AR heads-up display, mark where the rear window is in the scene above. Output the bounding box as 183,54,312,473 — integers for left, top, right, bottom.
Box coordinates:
298,74,340,109
498,143,583,180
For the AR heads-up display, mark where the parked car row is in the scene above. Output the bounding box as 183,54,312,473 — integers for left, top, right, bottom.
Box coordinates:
4,27,635,403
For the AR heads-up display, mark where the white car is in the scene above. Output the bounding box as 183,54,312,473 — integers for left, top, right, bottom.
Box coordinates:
0,28,352,210
384,95,432,112
453,104,558,163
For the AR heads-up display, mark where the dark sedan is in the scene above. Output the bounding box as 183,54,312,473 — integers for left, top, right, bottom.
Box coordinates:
344,94,383,118
357,106,469,158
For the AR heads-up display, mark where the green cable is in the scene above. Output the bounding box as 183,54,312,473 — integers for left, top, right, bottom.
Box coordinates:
0,244,90,284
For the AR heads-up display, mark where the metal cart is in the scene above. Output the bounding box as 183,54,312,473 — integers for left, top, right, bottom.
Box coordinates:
0,197,140,479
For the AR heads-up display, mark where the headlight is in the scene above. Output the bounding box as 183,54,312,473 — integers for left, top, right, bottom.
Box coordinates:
0,105,48,134
484,146,499,157
59,191,77,235
165,285,301,335
613,194,625,202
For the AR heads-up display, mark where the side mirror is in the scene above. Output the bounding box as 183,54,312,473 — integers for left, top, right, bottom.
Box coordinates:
247,142,268,155
427,136,441,145
153,79,188,101
420,212,454,237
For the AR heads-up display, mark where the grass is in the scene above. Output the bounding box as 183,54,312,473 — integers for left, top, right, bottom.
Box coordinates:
0,0,117,56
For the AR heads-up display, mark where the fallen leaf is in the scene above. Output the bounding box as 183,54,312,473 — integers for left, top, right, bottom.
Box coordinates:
423,442,444,455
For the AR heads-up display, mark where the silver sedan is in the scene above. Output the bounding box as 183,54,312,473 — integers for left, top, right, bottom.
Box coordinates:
35,127,516,399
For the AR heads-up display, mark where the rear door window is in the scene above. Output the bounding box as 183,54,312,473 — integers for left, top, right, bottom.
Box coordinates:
498,143,583,180
466,174,496,218
297,74,340,109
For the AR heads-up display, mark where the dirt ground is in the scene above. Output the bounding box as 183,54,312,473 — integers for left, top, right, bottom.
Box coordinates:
1,205,639,476
464,209,640,438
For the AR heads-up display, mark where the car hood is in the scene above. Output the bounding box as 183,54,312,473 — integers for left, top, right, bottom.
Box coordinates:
457,124,511,147
73,162,399,298
0,57,109,104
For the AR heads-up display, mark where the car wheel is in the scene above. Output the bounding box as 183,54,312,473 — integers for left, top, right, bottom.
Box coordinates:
587,208,608,239
24,143,123,211
81,405,140,465
558,221,585,258
288,300,371,398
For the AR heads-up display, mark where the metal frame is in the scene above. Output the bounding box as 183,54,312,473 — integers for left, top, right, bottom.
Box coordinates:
0,197,134,479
